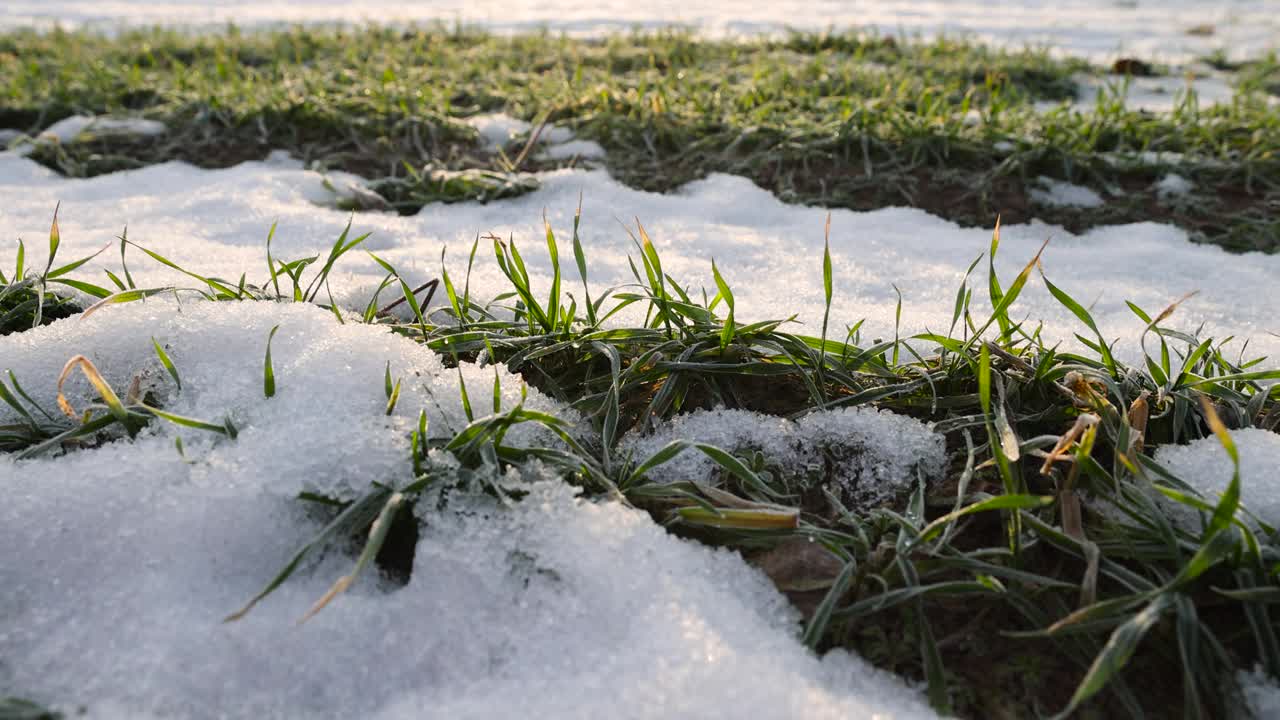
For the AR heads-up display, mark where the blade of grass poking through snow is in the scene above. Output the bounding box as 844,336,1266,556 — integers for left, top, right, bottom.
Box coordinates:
225,484,393,622
118,228,135,290
635,220,673,339
263,325,280,398
301,492,405,624
303,217,370,303
711,259,735,350
139,404,236,436
13,238,24,283
1041,267,1117,377
966,238,1049,352
125,242,242,300
367,252,430,337
44,202,60,276
151,337,180,390
571,193,596,327
80,287,173,320
264,221,281,298
440,248,466,328
987,217,1010,340
816,215,835,403
543,214,562,334
384,362,402,416
56,354,135,430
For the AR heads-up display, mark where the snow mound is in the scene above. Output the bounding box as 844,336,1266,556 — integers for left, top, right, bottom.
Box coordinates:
38,115,167,144
1240,666,1280,720
621,406,945,506
0,299,566,498
0,299,941,719
1155,173,1194,201
1030,176,1105,208
465,113,581,154
1153,428,1280,530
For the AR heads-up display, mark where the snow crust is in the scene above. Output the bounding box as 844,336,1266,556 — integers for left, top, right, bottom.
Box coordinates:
1240,666,1280,720
0,299,940,719
621,407,945,507
3,0,1278,64
3,154,1274,365
1030,176,1105,208
1153,428,1280,530
464,113,577,153
38,115,167,143
1154,173,1194,201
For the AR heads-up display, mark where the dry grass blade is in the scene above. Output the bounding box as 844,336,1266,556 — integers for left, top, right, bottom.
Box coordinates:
56,354,128,424
1040,413,1099,475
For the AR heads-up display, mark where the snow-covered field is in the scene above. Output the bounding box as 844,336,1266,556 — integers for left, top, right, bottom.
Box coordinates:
2,150,1276,363
3,134,1279,717
4,0,1279,63
3,4,1280,718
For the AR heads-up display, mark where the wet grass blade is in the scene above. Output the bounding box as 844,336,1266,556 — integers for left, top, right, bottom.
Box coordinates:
225,484,393,622
263,325,280,398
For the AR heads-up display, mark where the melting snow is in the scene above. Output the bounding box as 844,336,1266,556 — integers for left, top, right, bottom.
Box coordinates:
1,154,1276,364
1153,428,1280,531
621,407,945,508
1029,176,1105,208
3,0,1278,64
1240,666,1280,720
1154,173,1194,201
0,300,939,719
464,113,578,153
37,115,167,144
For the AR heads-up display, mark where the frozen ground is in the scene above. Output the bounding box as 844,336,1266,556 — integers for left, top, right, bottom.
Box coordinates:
2,0,1278,64
1,151,1276,364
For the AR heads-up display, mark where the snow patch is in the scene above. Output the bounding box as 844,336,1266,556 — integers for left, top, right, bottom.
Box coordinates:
38,115,167,144
466,113,531,151
542,138,606,161
1,155,1277,365
621,407,945,507
1030,176,1105,208
1153,428,1280,531
1240,666,1280,720
1154,173,1194,200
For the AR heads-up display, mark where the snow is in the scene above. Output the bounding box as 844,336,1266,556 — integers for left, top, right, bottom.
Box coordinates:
1065,71,1238,113
3,0,1278,64
1,153,1277,366
464,113,592,157
1155,173,1194,201
37,115,167,144
465,113,531,152
542,138,607,161
620,407,945,508
1029,176,1105,208
1153,428,1280,531
0,299,940,719
1240,666,1280,720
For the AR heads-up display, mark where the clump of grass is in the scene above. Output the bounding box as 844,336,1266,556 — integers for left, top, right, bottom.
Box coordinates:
4,206,1278,718
0,206,111,335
